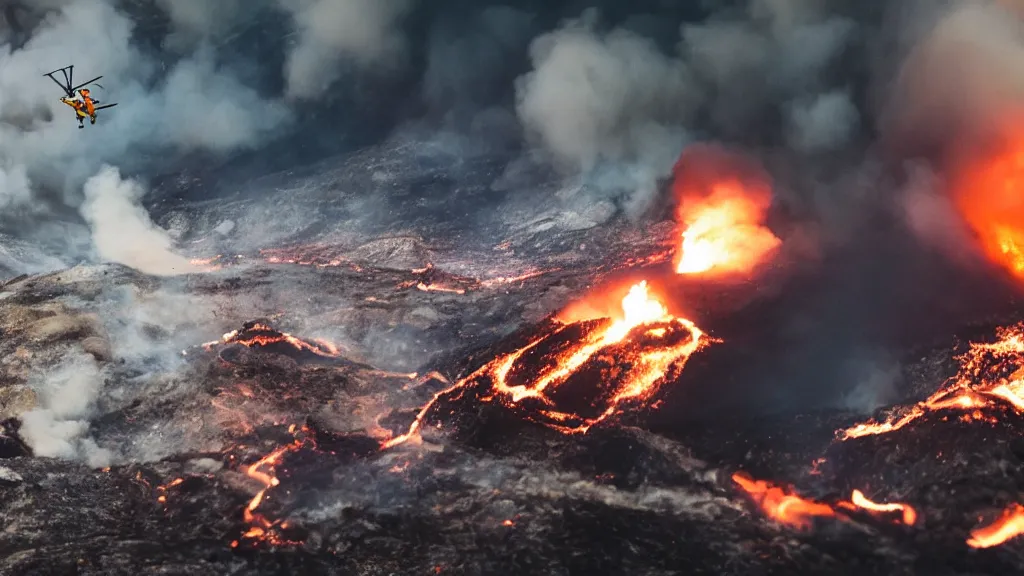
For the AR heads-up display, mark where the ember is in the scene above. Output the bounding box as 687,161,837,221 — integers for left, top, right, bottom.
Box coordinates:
732,472,835,530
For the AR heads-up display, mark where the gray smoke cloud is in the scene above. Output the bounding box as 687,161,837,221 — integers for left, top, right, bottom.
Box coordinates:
277,0,415,100
514,1,859,219
515,10,698,174
882,0,1024,157
0,0,295,275
153,0,251,42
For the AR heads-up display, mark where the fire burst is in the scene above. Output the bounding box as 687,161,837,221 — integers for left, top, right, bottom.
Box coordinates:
383,280,711,447
838,323,1024,440
952,134,1024,280
672,145,781,276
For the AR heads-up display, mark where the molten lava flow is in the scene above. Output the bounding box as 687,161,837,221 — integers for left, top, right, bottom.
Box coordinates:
383,280,710,447
967,503,1024,548
951,133,1024,280
733,473,917,529
671,145,781,276
838,323,1024,440
732,473,835,530
204,323,342,360
839,490,918,526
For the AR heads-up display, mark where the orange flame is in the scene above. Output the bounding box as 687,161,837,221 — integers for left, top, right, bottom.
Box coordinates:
951,133,1024,280
383,280,710,447
967,503,1024,548
671,145,780,276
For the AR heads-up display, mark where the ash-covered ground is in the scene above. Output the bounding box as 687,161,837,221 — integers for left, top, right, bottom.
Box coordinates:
1,140,1023,575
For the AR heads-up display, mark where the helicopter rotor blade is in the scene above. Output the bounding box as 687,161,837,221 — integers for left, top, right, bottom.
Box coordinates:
70,76,103,93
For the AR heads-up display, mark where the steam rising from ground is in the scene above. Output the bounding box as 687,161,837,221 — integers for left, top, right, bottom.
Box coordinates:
81,165,199,275
19,352,111,467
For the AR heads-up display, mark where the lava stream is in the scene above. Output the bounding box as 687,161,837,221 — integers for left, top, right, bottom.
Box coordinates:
383,280,710,447
967,503,1024,548
732,472,917,530
838,323,1024,440
732,473,834,529
838,490,917,526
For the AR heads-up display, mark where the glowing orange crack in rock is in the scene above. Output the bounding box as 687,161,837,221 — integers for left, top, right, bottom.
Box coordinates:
233,429,309,548
203,324,342,359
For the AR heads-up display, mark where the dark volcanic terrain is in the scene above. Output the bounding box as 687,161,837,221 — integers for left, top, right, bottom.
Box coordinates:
1,142,1024,576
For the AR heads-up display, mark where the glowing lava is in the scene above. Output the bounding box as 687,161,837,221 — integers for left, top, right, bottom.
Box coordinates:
951,133,1024,280
233,426,310,548
967,503,1024,548
839,490,918,526
383,280,710,448
203,322,342,360
671,145,781,275
732,473,917,530
838,323,1024,440
732,472,835,530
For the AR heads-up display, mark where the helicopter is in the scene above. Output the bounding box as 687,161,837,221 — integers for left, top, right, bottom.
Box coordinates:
43,65,118,129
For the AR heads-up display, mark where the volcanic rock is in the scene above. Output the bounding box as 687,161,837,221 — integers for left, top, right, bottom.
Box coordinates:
81,336,112,362
0,385,35,420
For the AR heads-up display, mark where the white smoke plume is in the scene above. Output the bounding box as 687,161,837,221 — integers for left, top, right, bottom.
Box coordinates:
19,352,112,467
277,0,415,99
80,165,200,276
